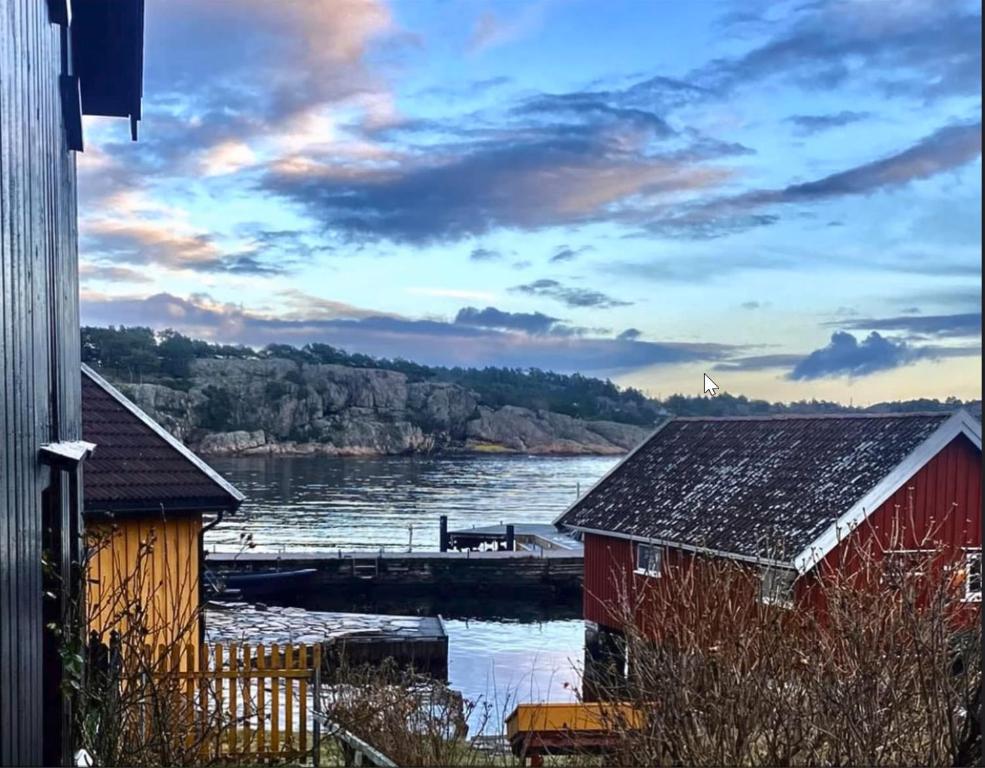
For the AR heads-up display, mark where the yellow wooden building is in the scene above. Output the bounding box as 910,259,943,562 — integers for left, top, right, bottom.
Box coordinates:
80,365,243,657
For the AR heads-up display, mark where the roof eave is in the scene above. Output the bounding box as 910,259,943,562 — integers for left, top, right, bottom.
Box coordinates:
567,524,796,570
84,497,242,519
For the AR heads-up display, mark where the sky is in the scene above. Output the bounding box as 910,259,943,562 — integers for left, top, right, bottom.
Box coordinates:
77,0,982,404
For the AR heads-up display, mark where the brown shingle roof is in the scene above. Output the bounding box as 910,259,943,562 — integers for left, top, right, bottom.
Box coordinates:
557,412,966,563
82,365,244,515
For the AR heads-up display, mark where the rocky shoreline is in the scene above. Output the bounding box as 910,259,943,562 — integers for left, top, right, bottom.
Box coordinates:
113,357,651,457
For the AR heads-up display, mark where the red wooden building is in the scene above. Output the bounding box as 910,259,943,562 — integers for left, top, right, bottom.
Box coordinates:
556,411,981,677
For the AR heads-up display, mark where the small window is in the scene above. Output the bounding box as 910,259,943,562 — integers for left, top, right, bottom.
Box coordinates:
635,543,663,578
964,551,982,602
760,567,796,608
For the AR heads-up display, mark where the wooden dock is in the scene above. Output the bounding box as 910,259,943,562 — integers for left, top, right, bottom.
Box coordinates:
446,523,583,553
207,547,583,604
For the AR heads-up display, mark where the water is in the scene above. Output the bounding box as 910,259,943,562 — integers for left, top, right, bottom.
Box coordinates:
206,454,616,724
206,454,616,553
445,618,584,727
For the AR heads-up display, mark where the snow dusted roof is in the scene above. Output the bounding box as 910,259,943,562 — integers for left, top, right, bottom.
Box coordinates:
557,412,978,567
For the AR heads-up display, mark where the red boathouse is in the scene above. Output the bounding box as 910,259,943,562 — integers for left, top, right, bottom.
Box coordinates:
556,411,981,678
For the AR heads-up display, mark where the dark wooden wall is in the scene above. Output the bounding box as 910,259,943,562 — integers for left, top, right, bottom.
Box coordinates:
0,0,81,763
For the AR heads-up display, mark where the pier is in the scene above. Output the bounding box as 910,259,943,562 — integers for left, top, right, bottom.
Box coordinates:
444,522,583,553
207,546,583,604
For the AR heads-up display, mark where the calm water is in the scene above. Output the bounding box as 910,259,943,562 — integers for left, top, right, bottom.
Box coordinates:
445,618,584,727
206,454,616,553
207,454,615,721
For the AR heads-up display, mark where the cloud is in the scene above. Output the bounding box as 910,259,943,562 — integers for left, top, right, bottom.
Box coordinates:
549,245,593,263
80,291,733,374
518,92,674,139
698,0,982,101
788,330,979,380
79,263,153,284
617,328,643,341
454,306,561,334
714,353,807,372
470,247,503,262
647,121,982,238
510,279,633,309
80,0,400,192
833,312,982,338
260,121,730,243
81,217,291,276
768,121,981,200
786,111,871,134
791,332,915,379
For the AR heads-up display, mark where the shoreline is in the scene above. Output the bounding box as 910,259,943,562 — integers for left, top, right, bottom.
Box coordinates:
195,439,633,459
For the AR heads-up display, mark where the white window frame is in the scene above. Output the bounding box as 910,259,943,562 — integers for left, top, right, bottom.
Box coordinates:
963,550,982,603
759,566,796,609
634,542,663,578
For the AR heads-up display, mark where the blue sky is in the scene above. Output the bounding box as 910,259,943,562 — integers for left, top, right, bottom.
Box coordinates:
78,0,982,403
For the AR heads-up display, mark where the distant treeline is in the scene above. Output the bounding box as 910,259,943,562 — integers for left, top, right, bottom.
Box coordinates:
81,326,981,426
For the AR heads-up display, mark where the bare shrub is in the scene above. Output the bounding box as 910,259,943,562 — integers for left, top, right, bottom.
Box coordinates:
318,658,518,767
587,535,981,767
70,521,232,766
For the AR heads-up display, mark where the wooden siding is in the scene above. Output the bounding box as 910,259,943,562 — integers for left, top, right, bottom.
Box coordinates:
820,434,981,560
87,516,203,662
583,533,634,629
584,435,982,632
0,0,81,763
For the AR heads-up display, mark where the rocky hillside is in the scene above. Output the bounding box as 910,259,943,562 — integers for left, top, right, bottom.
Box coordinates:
115,358,650,456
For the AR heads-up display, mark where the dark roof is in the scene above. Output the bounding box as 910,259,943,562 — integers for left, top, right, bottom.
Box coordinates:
82,365,243,516
557,412,972,564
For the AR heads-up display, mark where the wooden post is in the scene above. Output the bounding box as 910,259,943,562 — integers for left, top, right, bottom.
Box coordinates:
506,524,515,552
270,643,281,753
312,645,322,768
299,646,308,756
439,515,448,552
228,645,238,754
257,644,266,753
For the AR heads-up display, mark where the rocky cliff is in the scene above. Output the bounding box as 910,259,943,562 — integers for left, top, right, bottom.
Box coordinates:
115,358,650,456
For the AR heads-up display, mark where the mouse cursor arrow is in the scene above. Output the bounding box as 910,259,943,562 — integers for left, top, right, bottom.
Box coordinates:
703,373,720,396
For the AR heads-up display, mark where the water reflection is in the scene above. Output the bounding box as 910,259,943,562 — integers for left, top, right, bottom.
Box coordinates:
445,618,584,730
207,454,616,553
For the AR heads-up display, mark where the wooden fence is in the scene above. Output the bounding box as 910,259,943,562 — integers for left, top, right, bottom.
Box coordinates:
185,643,321,763
92,636,322,765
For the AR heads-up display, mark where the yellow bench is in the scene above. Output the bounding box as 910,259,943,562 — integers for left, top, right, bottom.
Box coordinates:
505,702,644,762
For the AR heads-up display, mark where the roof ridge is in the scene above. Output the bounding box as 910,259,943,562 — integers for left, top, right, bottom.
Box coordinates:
671,411,956,422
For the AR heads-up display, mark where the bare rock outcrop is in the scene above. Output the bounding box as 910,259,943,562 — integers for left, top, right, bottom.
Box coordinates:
107,357,649,456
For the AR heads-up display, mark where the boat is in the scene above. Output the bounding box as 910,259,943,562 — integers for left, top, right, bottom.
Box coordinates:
220,568,319,598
